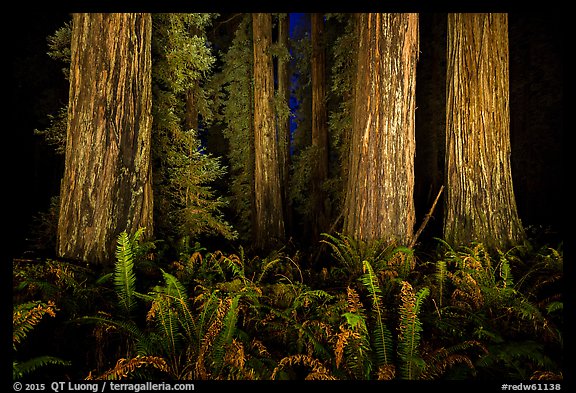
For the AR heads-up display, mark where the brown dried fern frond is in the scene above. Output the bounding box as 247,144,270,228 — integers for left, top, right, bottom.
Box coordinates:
388,248,416,271
346,286,363,314
302,319,334,341
87,355,169,380
334,326,360,368
195,297,230,379
420,351,475,380
146,298,160,322
271,354,335,380
188,251,203,266
13,300,57,349
419,340,487,380
250,338,271,358
376,364,396,380
448,271,484,309
224,338,246,370
530,370,563,380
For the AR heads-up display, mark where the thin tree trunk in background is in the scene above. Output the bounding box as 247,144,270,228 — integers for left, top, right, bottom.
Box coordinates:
185,23,200,134
185,85,199,133
57,13,153,265
444,13,525,250
343,13,418,245
277,13,292,236
311,12,330,240
252,13,285,250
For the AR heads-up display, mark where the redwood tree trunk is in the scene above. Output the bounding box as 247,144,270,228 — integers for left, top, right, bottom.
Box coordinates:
277,13,293,235
57,13,153,264
311,12,330,239
252,13,285,250
444,13,525,250
343,13,419,245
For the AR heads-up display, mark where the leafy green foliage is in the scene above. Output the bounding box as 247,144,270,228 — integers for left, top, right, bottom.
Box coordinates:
12,229,563,381
151,13,236,246
210,14,254,241
430,240,563,379
114,230,139,315
33,20,71,154
360,260,394,368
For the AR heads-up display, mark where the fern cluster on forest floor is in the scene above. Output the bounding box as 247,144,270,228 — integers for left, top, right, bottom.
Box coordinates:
12,230,563,381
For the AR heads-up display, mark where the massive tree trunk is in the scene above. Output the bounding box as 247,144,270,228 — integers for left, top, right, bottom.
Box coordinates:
311,12,330,239
343,13,419,245
252,13,285,250
57,13,153,265
444,13,525,250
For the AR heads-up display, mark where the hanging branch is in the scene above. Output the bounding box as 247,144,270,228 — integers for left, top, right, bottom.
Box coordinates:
409,185,444,249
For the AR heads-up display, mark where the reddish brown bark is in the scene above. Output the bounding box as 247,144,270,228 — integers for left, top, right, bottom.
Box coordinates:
444,13,525,249
311,13,330,239
252,13,285,250
57,13,153,264
343,13,419,245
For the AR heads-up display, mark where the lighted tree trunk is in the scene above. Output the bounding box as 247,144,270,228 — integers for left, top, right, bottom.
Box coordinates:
277,13,292,235
343,13,419,245
252,13,285,250
311,12,330,239
444,13,525,249
57,13,153,265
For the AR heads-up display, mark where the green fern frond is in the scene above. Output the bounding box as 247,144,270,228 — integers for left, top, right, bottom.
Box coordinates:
13,356,71,379
497,250,514,290
114,231,137,315
397,282,429,380
224,253,246,281
256,252,284,284
321,232,362,275
476,340,555,379
360,260,393,367
155,270,197,343
75,315,147,347
148,293,181,358
420,340,486,380
293,288,333,309
546,301,563,314
340,311,372,379
433,259,446,309
194,290,222,345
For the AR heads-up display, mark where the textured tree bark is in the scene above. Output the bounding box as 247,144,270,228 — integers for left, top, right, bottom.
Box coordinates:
343,13,419,245
310,13,330,240
277,13,292,235
57,13,153,265
444,13,525,250
252,13,285,250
